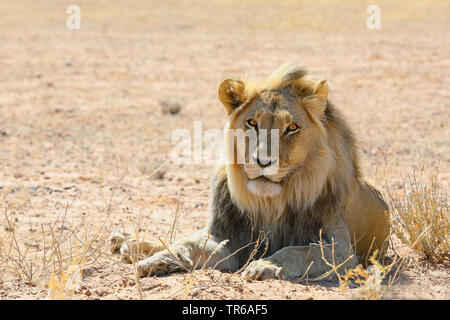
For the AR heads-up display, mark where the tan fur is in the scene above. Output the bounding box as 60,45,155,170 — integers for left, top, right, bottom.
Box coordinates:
113,63,390,281
220,63,389,261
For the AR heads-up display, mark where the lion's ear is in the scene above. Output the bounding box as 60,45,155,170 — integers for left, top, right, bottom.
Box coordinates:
218,79,246,116
302,79,329,119
311,79,329,114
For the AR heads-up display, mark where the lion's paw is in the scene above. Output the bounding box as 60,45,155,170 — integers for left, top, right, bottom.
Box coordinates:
242,259,285,281
110,232,165,264
137,248,192,277
109,232,126,253
137,256,179,277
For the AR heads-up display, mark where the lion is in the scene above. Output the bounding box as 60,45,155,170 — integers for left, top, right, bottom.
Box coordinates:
111,63,390,281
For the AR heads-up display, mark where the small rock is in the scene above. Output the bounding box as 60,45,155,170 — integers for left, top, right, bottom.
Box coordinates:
95,290,105,297
10,187,22,194
160,100,181,115
139,163,166,180
14,172,23,179
190,289,200,297
84,290,91,296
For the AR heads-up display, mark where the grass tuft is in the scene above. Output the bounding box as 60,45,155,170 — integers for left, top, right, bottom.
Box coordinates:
339,250,401,300
387,166,449,261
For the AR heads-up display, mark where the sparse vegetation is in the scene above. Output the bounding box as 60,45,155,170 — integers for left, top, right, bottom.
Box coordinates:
387,167,449,261
0,0,448,301
0,166,448,299
0,190,116,299
339,250,402,300
47,255,84,300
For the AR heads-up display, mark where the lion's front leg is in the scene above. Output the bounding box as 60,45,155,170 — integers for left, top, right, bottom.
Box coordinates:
242,236,357,281
137,230,238,277
243,214,358,281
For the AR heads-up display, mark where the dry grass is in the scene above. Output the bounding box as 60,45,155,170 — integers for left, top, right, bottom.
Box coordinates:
339,250,401,300
0,166,448,299
337,165,449,300
0,0,448,300
387,166,449,261
47,252,85,300
0,187,119,299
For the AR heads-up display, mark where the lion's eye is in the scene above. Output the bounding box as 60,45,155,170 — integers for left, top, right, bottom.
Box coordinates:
285,123,300,135
246,119,258,129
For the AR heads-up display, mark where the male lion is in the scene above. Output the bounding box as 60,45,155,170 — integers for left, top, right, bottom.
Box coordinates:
111,63,389,280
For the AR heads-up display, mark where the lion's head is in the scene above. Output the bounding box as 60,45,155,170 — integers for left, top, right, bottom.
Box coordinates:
218,63,355,220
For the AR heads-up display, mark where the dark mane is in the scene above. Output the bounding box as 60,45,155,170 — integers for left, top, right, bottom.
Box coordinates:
207,169,343,267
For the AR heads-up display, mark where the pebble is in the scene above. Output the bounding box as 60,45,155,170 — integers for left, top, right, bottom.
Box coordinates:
160,100,182,115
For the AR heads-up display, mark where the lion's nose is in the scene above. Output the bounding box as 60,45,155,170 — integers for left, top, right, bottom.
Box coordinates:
252,153,276,168
257,157,272,168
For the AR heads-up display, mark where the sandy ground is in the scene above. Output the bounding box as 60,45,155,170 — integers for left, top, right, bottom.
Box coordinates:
0,0,449,300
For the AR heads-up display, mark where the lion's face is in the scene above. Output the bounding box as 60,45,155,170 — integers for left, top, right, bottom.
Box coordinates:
231,88,320,196
219,64,329,198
